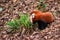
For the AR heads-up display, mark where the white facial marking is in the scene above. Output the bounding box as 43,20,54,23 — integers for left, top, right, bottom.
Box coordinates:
32,13,35,18
30,16,33,23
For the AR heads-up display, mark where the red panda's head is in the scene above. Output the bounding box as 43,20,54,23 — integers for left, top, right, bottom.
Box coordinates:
30,10,42,23
30,10,42,20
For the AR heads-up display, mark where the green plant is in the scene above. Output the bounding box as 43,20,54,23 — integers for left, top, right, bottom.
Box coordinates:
37,0,47,11
7,19,20,30
19,14,32,29
7,13,32,31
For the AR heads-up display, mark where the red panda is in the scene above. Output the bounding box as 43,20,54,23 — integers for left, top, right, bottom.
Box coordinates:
30,10,54,30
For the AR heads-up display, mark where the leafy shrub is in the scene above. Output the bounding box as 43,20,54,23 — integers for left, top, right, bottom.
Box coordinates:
7,19,20,30
19,14,32,29
7,13,32,31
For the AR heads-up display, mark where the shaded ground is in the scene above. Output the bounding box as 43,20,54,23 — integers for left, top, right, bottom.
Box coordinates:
0,0,60,40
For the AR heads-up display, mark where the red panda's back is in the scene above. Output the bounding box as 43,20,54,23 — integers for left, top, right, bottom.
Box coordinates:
41,12,54,23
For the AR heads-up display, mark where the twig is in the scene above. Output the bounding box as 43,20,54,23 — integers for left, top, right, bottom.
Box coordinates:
20,28,25,40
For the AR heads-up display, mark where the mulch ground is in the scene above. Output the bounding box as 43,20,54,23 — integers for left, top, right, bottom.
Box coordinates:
0,0,60,40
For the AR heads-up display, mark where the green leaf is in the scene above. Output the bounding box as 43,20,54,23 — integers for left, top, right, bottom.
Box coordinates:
42,4,47,8
7,21,14,27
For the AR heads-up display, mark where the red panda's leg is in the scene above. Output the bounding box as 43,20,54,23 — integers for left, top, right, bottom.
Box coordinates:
37,20,48,30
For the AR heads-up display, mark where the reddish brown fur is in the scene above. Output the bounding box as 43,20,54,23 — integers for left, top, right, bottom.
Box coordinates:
30,10,54,23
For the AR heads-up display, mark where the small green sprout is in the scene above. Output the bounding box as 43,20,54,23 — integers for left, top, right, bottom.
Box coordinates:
37,0,47,11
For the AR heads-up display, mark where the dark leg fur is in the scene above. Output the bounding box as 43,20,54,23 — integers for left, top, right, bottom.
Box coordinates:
37,20,48,30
